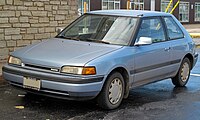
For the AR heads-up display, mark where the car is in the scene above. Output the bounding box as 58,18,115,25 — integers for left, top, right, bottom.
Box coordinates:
2,10,198,109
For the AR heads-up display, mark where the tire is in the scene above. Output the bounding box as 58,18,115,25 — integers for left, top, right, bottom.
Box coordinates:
97,72,125,110
172,58,191,87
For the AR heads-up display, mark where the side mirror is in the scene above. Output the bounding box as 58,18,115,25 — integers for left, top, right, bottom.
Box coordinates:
134,37,152,46
57,28,63,34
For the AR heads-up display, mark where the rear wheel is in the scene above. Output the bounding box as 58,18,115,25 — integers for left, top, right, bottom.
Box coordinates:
97,72,125,109
172,58,191,87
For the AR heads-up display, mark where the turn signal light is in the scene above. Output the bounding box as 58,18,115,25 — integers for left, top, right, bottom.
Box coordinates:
82,67,96,75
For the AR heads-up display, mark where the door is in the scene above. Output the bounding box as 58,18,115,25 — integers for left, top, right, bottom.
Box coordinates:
133,17,172,83
163,16,186,73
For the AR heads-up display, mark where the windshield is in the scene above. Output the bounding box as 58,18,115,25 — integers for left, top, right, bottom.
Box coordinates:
58,14,138,46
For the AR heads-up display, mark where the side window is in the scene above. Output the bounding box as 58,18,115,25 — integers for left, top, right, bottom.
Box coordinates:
137,18,166,43
164,17,184,40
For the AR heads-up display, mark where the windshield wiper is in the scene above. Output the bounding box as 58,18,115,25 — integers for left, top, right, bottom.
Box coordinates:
56,35,80,41
82,38,110,44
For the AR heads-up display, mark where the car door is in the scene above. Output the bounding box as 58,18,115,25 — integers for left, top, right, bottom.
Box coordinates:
163,16,186,73
133,17,173,83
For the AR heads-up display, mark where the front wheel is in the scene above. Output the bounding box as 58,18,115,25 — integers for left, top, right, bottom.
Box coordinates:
97,72,125,109
172,58,191,87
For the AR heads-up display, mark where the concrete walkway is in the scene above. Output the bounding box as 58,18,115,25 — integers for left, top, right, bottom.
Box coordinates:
184,24,200,33
0,24,200,76
184,24,200,38
183,24,200,45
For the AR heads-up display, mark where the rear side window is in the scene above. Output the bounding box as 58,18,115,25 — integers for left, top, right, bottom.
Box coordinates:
137,17,166,43
164,17,184,40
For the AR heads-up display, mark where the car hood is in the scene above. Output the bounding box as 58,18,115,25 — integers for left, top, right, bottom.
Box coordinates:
12,38,122,68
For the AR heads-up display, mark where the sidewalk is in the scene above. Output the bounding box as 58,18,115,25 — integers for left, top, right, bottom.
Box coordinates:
183,24,200,38
183,24,200,45
0,24,200,76
183,24,200,33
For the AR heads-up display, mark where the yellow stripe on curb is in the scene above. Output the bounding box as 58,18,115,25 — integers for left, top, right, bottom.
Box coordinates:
190,33,200,38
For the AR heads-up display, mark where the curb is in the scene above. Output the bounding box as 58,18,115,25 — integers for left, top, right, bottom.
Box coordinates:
190,33,200,38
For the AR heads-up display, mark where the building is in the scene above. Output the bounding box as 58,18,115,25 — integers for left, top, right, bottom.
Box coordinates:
78,0,200,24
0,0,78,61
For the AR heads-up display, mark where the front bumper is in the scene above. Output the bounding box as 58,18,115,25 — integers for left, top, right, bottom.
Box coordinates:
2,65,105,100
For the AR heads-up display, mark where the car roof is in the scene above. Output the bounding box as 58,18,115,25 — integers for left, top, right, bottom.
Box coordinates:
88,10,172,17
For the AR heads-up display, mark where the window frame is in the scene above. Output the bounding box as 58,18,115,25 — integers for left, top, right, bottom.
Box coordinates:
195,2,200,22
102,0,121,10
130,0,144,10
160,0,173,12
179,1,190,22
134,16,168,45
162,16,184,41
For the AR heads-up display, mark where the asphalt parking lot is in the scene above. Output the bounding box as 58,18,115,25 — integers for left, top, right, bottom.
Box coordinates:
0,48,199,120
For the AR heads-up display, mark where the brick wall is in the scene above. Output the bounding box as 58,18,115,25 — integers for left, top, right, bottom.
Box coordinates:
0,0,78,60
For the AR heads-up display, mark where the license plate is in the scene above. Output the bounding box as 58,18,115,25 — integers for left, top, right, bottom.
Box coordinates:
23,77,41,91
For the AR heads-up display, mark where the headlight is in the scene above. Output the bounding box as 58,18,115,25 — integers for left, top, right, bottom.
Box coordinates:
8,56,22,65
61,66,96,75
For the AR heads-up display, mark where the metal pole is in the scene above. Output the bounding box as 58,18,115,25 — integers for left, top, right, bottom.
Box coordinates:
165,0,173,13
170,0,180,14
127,0,130,10
84,2,87,13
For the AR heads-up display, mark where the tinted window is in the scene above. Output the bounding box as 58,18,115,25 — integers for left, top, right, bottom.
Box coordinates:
164,17,184,40
137,17,166,43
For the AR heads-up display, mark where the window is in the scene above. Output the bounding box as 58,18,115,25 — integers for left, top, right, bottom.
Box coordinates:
137,18,166,43
195,2,200,21
61,15,138,46
161,0,173,12
102,0,120,10
179,2,189,22
164,17,184,40
78,0,90,16
130,0,144,10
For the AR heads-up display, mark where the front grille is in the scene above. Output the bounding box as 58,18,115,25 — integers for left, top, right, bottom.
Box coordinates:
25,64,51,70
25,64,59,72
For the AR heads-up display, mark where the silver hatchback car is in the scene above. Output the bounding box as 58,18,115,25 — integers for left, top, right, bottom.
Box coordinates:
3,10,198,109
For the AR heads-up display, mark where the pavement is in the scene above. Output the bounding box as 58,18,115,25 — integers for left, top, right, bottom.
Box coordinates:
0,24,200,76
184,24,200,38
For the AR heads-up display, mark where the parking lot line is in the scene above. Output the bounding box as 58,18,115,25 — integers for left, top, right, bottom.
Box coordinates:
190,73,200,77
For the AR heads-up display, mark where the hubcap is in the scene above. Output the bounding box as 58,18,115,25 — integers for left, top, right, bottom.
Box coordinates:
180,62,190,82
108,78,122,105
